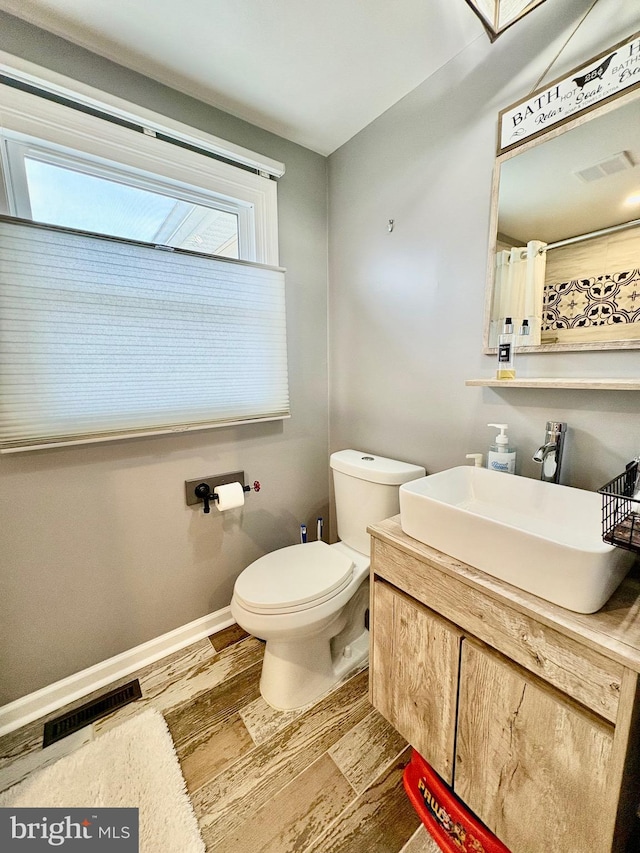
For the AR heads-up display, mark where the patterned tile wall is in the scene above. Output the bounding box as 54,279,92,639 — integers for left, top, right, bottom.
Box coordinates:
543,268,640,330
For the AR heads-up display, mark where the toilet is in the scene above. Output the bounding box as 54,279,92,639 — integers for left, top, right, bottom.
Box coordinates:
230,449,426,710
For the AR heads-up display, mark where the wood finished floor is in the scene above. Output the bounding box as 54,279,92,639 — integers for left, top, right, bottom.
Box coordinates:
0,625,439,853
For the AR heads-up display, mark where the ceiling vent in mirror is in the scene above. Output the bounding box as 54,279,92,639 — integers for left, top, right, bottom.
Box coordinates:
574,151,635,184
463,0,547,40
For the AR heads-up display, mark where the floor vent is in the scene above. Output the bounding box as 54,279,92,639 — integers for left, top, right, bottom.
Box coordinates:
43,679,142,748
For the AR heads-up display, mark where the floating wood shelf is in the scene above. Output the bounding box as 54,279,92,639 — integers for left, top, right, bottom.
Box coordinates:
465,378,640,390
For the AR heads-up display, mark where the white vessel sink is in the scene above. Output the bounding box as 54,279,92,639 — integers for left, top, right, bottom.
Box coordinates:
399,466,634,614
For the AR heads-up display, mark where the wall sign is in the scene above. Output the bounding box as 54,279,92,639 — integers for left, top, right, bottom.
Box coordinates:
499,30,640,153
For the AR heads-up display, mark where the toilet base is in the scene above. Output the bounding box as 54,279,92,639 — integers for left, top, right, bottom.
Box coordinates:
259,626,369,711
232,561,371,712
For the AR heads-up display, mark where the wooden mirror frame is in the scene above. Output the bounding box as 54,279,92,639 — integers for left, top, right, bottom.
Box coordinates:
482,31,640,354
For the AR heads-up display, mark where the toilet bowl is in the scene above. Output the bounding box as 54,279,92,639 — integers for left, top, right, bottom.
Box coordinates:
231,540,370,710
231,449,426,711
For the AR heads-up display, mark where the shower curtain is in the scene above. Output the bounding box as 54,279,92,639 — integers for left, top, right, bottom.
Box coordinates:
491,240,547,347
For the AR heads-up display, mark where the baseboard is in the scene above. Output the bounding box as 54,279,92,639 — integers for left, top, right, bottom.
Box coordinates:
0,607,234,738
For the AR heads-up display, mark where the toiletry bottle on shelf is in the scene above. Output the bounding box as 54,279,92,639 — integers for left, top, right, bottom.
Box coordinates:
487,423,516,474
496,317,515,379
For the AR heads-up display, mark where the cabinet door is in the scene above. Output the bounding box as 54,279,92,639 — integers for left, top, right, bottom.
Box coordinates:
371,579,462,784
455,640,615,853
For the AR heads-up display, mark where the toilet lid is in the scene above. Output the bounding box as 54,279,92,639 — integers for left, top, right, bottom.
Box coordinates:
234,541,354,614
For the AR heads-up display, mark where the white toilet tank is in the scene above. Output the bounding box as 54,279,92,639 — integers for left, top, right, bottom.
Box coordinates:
330,450,425,556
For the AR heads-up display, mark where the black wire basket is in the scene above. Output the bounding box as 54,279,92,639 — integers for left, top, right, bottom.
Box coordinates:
598,460,640,554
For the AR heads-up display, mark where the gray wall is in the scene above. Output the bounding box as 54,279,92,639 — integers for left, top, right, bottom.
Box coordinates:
0,13,329,704
328,0,640,492
2,0,640,707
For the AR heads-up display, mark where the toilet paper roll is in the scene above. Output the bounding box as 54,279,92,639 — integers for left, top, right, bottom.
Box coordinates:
215,481,245,512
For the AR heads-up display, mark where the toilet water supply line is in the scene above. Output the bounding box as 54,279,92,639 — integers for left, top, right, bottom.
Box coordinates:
300,517,324,544
195,474,323,544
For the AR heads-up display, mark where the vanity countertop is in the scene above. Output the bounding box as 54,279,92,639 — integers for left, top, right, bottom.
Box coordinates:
368,515,640,674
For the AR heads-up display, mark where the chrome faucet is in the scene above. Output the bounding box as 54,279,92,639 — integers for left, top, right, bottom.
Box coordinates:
532,421,567,484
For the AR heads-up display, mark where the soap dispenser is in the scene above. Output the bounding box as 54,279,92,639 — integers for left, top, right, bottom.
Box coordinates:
487,423,516,474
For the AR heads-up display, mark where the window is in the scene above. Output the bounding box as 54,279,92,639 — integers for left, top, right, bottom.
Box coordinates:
0,59,289,452
14,143,243,259
0,53,284,266
2,135,257,263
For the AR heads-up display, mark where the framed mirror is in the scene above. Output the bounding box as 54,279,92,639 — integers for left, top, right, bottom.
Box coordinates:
483,33,640,353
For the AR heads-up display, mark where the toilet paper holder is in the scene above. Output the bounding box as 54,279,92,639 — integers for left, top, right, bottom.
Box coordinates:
186,471,261,514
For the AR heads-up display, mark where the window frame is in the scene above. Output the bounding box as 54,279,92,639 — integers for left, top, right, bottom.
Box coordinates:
0,53,289,452
0,51,283,265
1,132,256,260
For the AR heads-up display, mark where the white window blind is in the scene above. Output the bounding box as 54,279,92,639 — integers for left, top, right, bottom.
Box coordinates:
0,219,290,452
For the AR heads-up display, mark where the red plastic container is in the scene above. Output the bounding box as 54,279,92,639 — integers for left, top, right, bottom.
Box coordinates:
403,749,511,853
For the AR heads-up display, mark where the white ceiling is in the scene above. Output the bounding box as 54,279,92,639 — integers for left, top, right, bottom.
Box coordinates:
0,0,487,155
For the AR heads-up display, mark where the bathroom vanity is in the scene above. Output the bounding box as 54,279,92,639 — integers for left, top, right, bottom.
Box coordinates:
368,515,640,853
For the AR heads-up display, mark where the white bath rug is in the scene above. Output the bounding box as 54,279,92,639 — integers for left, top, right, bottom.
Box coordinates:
0,708,205,853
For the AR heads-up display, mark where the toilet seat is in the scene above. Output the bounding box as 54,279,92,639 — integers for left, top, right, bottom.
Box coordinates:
234,541,354,615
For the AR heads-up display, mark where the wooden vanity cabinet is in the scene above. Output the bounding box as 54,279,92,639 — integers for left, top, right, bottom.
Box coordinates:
370,579,461,784
369,517,640,853
456,640,614,852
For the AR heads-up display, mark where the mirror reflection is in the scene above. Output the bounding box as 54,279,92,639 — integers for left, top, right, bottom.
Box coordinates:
486,90,640,352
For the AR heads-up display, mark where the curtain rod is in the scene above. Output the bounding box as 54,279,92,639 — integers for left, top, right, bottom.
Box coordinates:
0,63,285,178
539,218,640,254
